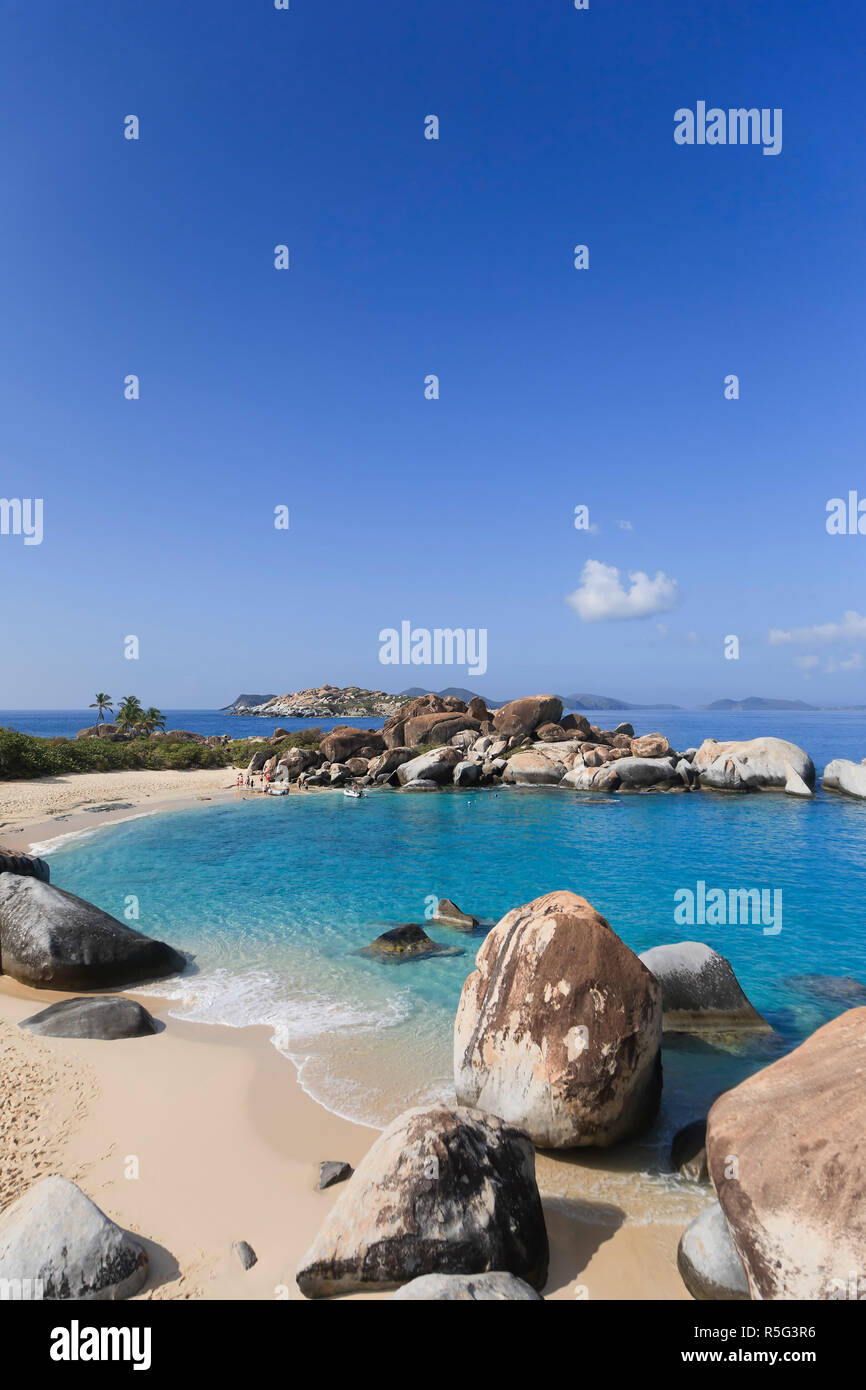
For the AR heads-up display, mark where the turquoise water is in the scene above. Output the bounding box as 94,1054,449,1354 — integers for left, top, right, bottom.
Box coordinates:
41,770,866,1162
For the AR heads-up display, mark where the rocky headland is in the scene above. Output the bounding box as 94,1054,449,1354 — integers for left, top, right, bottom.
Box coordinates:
245,690,827,798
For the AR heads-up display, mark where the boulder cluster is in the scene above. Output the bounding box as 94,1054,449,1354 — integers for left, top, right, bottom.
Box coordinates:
250,693,824,798
296,889,866,1301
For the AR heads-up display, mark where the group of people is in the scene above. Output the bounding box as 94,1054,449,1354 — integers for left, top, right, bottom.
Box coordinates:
235,771,286,794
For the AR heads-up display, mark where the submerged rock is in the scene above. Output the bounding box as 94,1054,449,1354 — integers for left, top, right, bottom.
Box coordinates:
454,891,662,1148
19,996,158,1040
783,973,866,1007
390,1272,542,1301
677,1202,749,1301
706,1007,866,1299
0,873,186,990
0,1176,148,1300
638,942,769,1032
296,1106,548,1297
359,924,462,961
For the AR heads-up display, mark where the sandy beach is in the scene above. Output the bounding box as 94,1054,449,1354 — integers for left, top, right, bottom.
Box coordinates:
0,768,241,855
0,769,706,1300
0,976,697,1301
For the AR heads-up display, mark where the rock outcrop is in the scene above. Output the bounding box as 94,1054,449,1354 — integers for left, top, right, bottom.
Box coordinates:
454,891,662,1148
296,1106,549,1297
0,874,186,990
638,942,769,1031
706,1007,866,1299
0,1176,148,1299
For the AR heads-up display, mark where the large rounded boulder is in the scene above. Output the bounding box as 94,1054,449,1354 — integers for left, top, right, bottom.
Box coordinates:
402,712,481,747
492,695,563,740
454,891,662,1148
296,1105,548,1298
823,758,866,799
706,1007,866,1298
638,942,769,1031
390,1272,542,1301
501,752,566,786
319,726,385,763
0,873,186,990
0,1176,148,1300
677,1202,749,1301
19,996,158,1040
396,747,462,785
0,848,50,882
694,737,815,792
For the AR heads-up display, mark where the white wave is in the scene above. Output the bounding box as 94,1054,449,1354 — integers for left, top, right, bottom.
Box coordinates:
29,811,157,856
149,963,409,1041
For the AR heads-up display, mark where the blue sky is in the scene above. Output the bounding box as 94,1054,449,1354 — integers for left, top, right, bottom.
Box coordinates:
1,0,864,708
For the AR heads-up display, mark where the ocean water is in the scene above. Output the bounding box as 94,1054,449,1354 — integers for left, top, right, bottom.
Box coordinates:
39,753,866,1170
0,710,385,740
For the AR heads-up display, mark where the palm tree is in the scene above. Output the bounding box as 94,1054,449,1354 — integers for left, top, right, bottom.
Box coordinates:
88,693,114,733
115,695,145,736
140,706,166,736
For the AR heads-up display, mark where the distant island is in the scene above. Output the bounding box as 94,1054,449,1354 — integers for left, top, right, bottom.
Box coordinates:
222,694,279,713
705,697,819,712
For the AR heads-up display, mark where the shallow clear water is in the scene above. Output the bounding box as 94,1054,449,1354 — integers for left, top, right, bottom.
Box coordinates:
43,772,866,1164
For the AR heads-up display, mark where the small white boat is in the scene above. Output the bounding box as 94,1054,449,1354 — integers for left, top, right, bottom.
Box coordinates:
343,786,365,798
268,785,288,796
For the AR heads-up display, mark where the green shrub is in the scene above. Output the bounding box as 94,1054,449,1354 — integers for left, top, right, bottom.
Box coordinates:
0,728,231,780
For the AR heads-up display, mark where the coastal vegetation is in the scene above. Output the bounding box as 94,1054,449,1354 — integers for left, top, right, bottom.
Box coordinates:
0,728,230,779
0,722,327,781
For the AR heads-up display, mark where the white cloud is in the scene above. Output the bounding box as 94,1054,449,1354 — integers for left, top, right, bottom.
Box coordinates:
566,559,679,623
769,610,866,646
617,520,634,531
795,654,819,675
